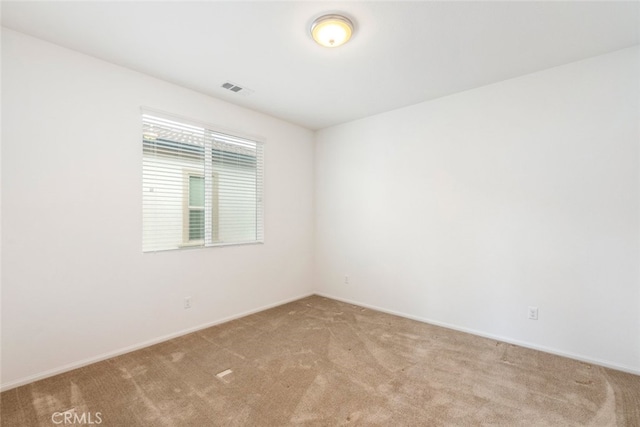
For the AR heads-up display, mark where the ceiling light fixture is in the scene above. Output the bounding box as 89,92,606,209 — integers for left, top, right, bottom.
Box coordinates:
310,14,354,48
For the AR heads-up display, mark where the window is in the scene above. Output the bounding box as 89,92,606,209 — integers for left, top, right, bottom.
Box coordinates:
142,110,264,252
186,174,205,243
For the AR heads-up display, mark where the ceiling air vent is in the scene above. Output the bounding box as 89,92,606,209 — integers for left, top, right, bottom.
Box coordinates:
221,81,254,96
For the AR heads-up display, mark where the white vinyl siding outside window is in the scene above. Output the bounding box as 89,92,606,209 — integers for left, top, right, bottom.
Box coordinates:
142,110,264,252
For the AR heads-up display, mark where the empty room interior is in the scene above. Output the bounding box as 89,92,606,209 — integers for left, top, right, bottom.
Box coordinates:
1,1,639,426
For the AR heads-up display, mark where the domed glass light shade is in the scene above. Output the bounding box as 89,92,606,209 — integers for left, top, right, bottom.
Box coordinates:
311,14,354,48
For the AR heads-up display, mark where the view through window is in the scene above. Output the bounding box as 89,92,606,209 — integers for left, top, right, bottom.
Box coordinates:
142,111,264,252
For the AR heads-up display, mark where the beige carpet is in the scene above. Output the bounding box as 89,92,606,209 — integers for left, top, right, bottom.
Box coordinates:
1,295,639,426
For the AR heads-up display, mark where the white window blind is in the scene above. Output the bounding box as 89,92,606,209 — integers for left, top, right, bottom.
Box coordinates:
142,110,264,252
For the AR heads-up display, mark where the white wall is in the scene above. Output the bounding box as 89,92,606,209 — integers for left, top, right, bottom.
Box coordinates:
315,47,640,373
1,29,315,389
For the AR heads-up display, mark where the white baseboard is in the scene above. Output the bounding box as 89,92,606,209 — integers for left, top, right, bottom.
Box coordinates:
314,292,640,377
0,292,314,392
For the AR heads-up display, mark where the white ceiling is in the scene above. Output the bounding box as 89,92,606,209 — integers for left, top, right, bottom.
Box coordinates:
2,1,639,130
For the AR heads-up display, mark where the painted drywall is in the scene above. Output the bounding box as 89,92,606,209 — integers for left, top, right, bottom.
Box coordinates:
1,29,315,389
315,46,640,373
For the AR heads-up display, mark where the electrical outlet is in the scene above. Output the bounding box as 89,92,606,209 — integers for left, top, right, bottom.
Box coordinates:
184,296,192,309
528,306,538,320
344,275,349,284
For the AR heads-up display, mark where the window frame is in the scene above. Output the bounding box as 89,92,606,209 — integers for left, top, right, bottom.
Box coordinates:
142,107,264,253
